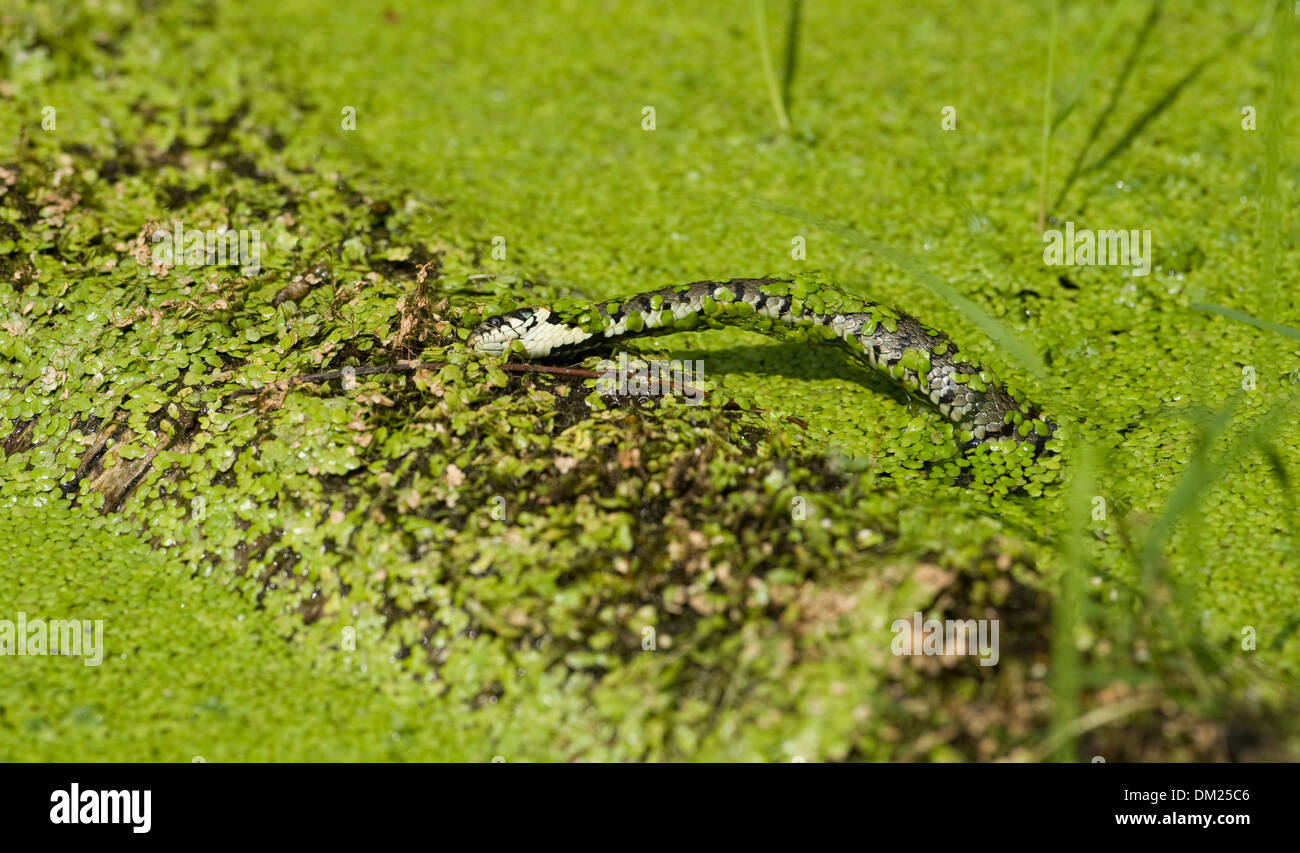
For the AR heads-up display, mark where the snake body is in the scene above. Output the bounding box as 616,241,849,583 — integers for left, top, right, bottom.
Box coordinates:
468,276,1054,451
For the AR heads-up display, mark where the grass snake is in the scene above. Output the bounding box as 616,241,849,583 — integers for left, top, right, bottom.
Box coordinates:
468,275,1054,452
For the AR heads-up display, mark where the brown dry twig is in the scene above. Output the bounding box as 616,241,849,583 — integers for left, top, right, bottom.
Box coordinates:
226,361,807,429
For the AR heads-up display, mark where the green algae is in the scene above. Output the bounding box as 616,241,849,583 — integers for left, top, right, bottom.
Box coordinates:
0,0,1298,762
0,503,480,761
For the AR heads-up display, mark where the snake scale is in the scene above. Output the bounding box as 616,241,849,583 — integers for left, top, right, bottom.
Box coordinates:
468,275,1054,452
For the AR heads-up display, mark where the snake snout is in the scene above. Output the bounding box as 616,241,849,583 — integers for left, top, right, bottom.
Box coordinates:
468,307,542,353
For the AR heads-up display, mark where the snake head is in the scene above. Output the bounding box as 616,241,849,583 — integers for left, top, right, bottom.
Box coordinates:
467,307,548,354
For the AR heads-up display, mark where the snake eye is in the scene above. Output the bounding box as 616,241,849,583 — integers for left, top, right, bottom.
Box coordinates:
484,315,505,328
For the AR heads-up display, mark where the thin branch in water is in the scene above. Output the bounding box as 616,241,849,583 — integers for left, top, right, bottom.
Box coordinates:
227,360,809,428
229,360,606,396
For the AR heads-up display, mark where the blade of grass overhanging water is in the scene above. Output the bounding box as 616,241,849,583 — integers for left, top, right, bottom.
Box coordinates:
1258,5,1294,321
1140,391,1300,580
1085,26,1247,174
750,0,791,133
1037,0,1059,231
754,200,1048,379
1053,0,1161,210
781,0,803,119
1051,438,1100,761
1191,301,1300,342
926,129,990,236
1131,393,1300,701
1052,0,1136,130
1138,393,1241,579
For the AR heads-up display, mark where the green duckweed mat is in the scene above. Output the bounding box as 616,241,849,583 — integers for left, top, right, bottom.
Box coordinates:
1,0,1297,760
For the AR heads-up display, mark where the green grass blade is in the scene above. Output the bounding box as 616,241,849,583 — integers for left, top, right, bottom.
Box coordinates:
1085,26,1246,174
1037,0,1059,231
781,0,803,119
1050,438,1101,761
1258,2,1294,320
754,200,1048,379
750,0,791,133
1191,301,1300,342
926,129,989,235
1139,391,1299,581
1051,0,1136,130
